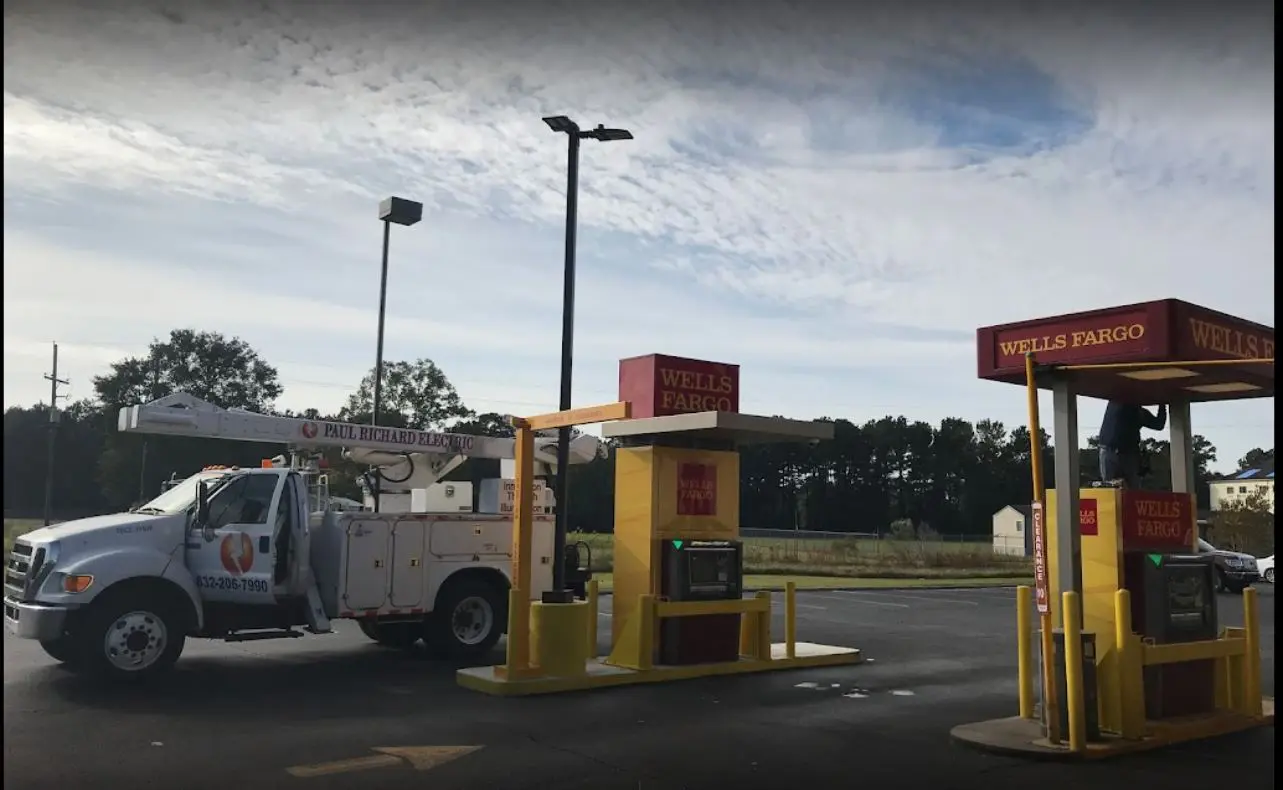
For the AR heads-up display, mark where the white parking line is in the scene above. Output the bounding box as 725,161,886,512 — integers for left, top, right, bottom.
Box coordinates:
806,592,909,609
838,591,981,607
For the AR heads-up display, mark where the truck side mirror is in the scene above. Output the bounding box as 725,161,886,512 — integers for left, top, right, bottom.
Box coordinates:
195,480,209,526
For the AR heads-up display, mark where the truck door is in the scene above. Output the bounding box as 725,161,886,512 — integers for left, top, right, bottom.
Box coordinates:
188,473,281,605
271,472,314,598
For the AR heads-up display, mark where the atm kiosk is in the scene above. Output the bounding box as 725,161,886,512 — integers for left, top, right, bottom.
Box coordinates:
659,539,744,664
1132,550,1218,718
1045,487,1222,738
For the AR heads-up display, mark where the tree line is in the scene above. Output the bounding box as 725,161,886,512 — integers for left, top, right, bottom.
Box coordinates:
3,329,1272,538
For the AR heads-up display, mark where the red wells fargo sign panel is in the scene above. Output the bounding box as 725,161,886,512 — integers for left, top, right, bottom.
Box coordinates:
1119,490,1195,551
618,354,740,419
676,462,718,516
980,308,1155,377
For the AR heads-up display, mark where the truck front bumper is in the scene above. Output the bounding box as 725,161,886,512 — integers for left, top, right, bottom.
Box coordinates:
3,597,70,642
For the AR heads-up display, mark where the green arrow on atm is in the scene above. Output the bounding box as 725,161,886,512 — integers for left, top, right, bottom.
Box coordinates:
1148,553,1163,567
672,540,684,550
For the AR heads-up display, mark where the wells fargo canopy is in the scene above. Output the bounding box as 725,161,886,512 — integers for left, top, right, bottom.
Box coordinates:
976,299,1274,403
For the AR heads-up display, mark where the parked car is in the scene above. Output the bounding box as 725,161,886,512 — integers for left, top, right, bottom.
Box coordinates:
1197,538,1259,593
1257,555,1275,585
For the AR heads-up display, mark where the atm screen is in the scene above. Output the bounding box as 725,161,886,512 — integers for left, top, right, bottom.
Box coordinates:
688,549,731,590
1165,564,1212,630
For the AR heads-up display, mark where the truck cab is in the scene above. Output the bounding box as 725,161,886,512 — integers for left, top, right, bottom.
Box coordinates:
5,466,317,679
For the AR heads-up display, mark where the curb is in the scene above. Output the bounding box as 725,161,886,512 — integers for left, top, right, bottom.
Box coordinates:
594,583,1026,597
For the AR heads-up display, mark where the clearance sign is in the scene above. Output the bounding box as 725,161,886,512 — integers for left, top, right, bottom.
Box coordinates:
1031,502,1049,615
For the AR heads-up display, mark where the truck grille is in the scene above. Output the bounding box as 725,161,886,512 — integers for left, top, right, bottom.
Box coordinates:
4,541,44,602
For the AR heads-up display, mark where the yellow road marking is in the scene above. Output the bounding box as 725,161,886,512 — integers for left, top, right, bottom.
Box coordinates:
373,745,484,770
286,755,402,778
285,745,484,778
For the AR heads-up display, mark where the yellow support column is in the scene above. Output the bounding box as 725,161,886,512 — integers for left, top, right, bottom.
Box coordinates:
1025,353,1060,745
497,422,538,680
1016,586,1035,719
1062,591,1086,753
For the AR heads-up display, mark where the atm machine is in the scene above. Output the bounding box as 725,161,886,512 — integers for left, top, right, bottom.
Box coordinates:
659,539,744,665
1131,551,1219,718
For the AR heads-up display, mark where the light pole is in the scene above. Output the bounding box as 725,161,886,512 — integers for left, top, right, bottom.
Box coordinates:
372,196,423,513
542,115,634,602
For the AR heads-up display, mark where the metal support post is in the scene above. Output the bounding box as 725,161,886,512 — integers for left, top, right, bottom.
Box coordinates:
1052,376,1083,599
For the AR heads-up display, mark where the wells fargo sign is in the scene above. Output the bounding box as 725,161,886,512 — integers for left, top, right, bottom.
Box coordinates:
1079,498,1099,537
1120,490,1194,551
991,310,1151,369
1187,317,1274,361
618,354,740,419
676,462,718,516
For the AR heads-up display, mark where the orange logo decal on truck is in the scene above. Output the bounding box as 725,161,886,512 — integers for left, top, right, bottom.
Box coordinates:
220,532,254,575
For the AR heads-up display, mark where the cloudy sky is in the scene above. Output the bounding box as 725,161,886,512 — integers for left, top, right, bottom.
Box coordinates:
3,0,1275,472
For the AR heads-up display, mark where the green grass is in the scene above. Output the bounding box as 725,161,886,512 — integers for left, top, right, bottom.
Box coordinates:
569,531,1033,580
589,572,1030,592
4,519,1034,581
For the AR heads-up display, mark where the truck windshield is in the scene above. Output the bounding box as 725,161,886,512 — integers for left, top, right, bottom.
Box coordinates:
134,472,230,515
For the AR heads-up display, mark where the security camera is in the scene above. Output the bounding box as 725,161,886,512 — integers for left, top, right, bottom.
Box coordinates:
807,438,821,449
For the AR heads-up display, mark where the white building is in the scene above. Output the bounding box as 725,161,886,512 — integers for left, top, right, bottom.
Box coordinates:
1209,467,1274,514
992,505,1032,557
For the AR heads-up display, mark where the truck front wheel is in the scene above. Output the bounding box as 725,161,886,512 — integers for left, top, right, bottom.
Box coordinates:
426,578,505,660
76,592,187,681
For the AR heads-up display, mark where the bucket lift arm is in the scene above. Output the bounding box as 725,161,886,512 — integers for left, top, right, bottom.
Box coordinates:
117,393,604,488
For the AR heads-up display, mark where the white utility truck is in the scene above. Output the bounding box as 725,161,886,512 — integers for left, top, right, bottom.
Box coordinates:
4,393,600,681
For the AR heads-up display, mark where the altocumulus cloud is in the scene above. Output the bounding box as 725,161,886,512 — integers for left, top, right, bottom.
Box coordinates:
2,0,1274,467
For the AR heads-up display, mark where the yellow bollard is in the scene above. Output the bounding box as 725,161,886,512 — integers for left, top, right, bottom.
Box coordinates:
739,603,756,657
1062,591,1086,753
586,579,600,660
755,591,772,659
1113,589,1144,739
785,582,798,659
506,588,529,671
1243,587,1262,717
1016,586,1035,719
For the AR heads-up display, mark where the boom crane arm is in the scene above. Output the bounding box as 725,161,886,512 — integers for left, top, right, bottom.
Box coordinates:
117,393,604,487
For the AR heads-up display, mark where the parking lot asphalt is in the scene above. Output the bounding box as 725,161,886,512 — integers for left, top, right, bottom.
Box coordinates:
4,586,1274,790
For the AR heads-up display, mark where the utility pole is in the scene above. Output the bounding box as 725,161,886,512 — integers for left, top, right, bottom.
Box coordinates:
139,354,162,501
43,343,70,526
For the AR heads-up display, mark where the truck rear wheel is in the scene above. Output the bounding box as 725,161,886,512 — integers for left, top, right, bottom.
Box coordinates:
76,591,187,681
426,578,504,660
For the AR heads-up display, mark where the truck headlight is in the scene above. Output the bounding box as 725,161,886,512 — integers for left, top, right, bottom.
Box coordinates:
60,574,94,594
